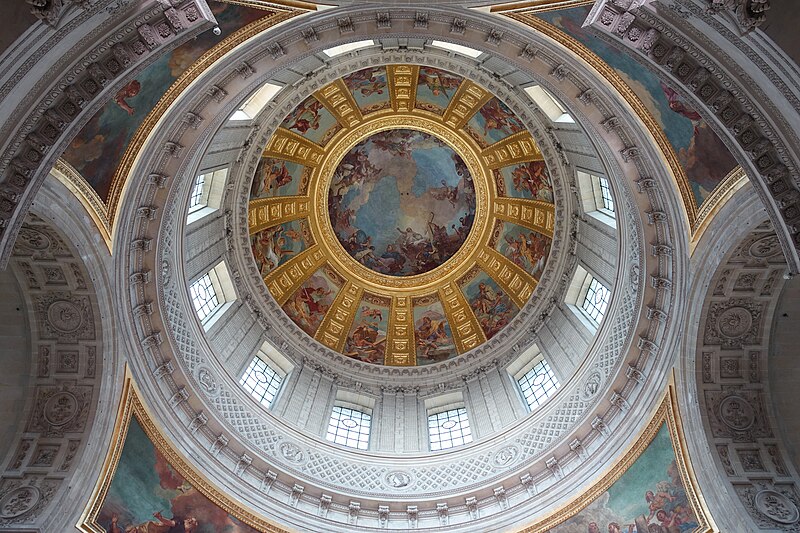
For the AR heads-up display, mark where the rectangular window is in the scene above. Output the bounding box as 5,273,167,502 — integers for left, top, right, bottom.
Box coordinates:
188,173,205,209
598,176,614,213
430,40,482,58
230,82,281,121
576,170,616,228
517,359,560,411
239,356,283,409
323,40,374,58
524,85,574,123
581,277,611,324
326,406,371,450
189,261,236,329
189,273,220,322
428,407,472,451
187,167,228,223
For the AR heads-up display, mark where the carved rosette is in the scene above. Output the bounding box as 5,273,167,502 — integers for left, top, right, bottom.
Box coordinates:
703,298,764,348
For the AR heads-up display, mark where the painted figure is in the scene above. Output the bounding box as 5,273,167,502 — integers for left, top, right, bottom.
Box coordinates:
260,160,292,196
344,67,387,97
114,80,141,116
415,315,449,358
328,129,476,276
478,98,524,136
417,67,461,98
285,98,325,133
108,512,198,533
510,161,551,199
661,82,702,132
467,277,515,339
252,223,304,277
284,282,333,334
344,304,387,363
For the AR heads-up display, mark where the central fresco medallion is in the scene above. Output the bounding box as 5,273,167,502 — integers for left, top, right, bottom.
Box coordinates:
328,129,476,277
248,65,557,367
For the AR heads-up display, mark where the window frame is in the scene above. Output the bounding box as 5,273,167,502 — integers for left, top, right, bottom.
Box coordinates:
427,406,473,451
239,355,285,409
516,357,560,412
576,169,616,228
507,344,561,412
187,166,228,224
523,84,575,124
325,404,373,450
188,261,236,330
581,276,611,324
229,82,282,121
565,265,611,330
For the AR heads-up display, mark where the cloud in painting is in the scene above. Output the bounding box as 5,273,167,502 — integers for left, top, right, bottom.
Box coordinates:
66,134,105,163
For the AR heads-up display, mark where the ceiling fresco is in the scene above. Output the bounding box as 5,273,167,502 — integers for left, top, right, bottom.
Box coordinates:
328,129,476,277
248,65,556,366
536,6,739,209
60,3,267,201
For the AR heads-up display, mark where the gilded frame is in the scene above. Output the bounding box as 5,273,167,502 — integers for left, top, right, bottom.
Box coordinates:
77,369,294,533
514,374,718,533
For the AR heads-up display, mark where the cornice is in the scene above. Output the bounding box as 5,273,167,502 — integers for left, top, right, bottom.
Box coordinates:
0,0,218,269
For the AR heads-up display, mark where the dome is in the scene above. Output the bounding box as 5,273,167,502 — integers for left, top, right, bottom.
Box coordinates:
248,65,558,365
1,1,799,532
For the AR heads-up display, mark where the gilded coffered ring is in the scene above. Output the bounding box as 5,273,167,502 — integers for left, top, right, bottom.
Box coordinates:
248,65,556,366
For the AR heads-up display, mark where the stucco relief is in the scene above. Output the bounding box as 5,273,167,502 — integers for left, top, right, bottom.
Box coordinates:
705,388,771,442
0,216,103,529
735,482,800,530
696,226,798,529
755,489,800,524
34,292,94,342
384,470,413,489
703,298,763,348
26,384,92,438
0,478,60,527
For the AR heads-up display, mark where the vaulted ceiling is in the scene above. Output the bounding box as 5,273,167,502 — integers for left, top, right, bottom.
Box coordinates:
0,1,798,532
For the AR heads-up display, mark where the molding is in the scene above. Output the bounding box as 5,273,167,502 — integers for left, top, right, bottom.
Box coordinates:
78,369,292,533
583,0,800,272
0,0,218,269
51,159,112,252
106,8,306,228
505,13,697,226
690,166,749,252
513,376,717,532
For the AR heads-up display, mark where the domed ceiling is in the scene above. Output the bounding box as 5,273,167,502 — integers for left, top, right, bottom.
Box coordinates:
248,65,556,366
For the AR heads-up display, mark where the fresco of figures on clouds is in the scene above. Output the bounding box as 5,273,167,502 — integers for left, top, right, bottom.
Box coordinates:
280,95,340,146
550,423,700,533
343,67,390,115
538,7,738,207
496,161,554,202
462,270,519,340
281,267,341,337
328,129,476,277
465,97,527,148
496,222,552,280
98,417,257,533
415,67,464,114
413,297,457,364
250,157,306,199
343,296,390,365
63,3,265,200
250,220,310,278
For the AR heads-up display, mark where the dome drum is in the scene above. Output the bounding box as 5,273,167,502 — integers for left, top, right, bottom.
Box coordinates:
111,7,685,530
